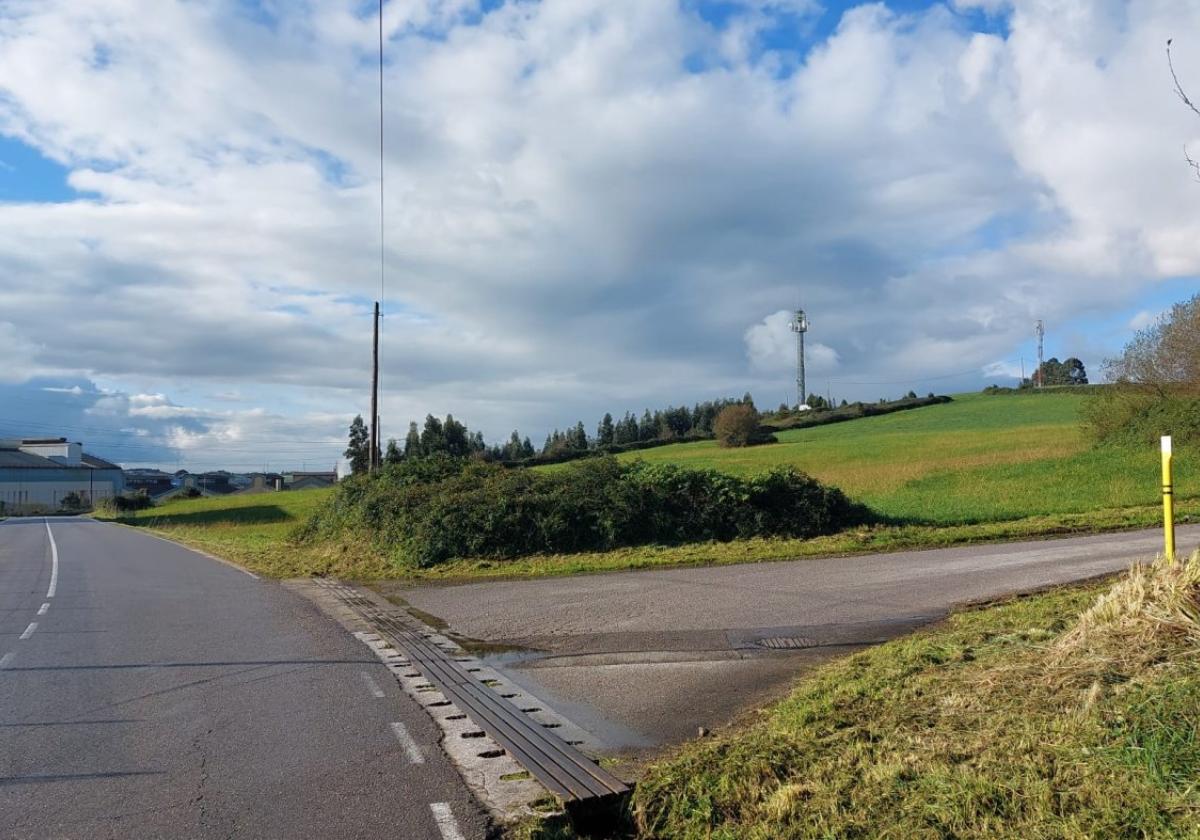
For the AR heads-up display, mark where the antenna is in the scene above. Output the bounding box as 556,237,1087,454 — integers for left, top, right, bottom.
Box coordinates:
1034,320,1045,390
369,0,386,473
790,308,808,408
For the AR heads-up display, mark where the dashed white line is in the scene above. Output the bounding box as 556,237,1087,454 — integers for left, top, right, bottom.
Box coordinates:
44,519,58,598
19,622,36,640
37,603,49,616
429,803,467,840
360,671,385,698
389,722,425,764
0,652,14,669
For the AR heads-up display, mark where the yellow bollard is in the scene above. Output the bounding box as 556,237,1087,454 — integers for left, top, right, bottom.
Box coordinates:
1162,435,1176,562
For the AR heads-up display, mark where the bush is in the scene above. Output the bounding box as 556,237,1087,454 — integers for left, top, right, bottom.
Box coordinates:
299,456,869,568
99,493,154,514
1084,386,1200,446
714,404,766,447
761,394,952,432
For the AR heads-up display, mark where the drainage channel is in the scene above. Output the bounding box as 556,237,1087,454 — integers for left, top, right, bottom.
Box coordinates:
315,580,630,821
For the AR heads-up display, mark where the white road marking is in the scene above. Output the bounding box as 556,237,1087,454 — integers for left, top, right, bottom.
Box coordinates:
19,622,36,640
429,803,467,840
44,519,58,598
0,652,14,669
37,603,49,616
389,722,425,764
360,671,385,698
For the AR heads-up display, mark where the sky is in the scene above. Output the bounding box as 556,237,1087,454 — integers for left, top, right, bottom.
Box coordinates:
1,0,1199,471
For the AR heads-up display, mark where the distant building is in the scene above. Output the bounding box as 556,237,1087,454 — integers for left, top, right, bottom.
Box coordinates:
179,471,237,495
0,438,125,514
282,471,338,491
234,470,337,494
124,468,176,497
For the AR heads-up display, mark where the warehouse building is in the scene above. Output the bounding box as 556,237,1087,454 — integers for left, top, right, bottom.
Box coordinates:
0,438,125,514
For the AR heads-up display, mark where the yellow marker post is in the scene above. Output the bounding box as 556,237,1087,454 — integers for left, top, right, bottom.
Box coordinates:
1162,435,1176,562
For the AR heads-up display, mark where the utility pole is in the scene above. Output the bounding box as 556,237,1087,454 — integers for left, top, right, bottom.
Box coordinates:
1034,320,1045,389
369,301,380,473
790,308,808,408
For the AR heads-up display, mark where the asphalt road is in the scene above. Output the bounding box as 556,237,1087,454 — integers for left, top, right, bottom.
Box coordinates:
0,517,487,840
395,525,1200,749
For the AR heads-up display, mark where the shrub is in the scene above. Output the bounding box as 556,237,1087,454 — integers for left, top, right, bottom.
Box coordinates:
761,394,952,432
1084,386,1200,446
99,493,154,515
299,456,869,568
714,404,761,447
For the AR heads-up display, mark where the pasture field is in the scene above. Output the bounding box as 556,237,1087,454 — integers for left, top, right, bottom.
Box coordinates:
609,391,1196,525
95,391,1198,582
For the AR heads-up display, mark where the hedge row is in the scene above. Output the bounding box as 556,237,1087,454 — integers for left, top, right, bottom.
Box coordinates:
760,395,952,433
298,456,868,568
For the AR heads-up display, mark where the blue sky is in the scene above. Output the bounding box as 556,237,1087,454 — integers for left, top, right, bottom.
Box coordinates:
1,0,1198,469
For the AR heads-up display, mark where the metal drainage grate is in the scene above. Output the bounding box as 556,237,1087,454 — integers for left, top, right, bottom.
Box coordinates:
756,636,817,650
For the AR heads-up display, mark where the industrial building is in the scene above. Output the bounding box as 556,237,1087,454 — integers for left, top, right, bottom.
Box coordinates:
0,438,125,514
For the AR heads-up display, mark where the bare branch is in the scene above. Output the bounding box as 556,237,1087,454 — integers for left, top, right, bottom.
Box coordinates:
1186,144,1200,182
1167,39,1200,118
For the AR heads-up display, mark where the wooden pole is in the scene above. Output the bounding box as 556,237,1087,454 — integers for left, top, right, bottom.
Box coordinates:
370,301,380,473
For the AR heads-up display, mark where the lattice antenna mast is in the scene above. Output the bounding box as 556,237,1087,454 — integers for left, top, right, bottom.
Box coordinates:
790,309,808,408
1034,319,1045,390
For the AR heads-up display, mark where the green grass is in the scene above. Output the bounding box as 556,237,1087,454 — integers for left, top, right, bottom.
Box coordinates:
92,489,378,578
625,556,1200,839
92,391,1199,582
598,391,1195,525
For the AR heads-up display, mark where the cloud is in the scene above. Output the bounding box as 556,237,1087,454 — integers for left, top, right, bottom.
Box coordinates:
0,1,1197,464
744,310,840,373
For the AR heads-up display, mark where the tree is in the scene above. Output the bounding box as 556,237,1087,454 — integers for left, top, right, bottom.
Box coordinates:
384,438,402,464
1085,292,1200,444
569,421,589,451
521,436,536,459
345,414,371,475
1032,357,1089,387
597,412,615,446
638,409,657,441
443,414,470,457
714,404,761,448
419,415,445,454
403,422,422,458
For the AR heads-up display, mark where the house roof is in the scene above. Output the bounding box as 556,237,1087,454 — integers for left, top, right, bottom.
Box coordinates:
82,454,121,470
0,447,122,472
0,449,61,469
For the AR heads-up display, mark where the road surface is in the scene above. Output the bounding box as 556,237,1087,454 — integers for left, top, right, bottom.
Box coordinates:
392,525,1200,749
0,517,487,840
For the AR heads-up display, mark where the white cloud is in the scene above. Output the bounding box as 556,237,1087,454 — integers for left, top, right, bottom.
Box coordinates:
0,0,1197,462
744,310,840,373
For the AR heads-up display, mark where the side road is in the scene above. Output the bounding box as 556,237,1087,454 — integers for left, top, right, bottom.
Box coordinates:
0,518,487,840
388,525,1200,749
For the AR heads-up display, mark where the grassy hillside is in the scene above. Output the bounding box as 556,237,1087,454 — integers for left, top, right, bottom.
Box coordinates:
95,391,1198,582
608,391,1195,525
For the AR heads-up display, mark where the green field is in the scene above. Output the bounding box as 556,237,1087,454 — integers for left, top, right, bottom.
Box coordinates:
607,391,1195,525
96,391,1197,582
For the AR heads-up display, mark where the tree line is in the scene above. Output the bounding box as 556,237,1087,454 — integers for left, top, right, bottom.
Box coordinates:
344,395,759,474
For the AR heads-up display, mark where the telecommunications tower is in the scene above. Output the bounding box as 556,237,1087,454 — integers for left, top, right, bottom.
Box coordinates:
1034,319,1045,389
790,308,809,408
